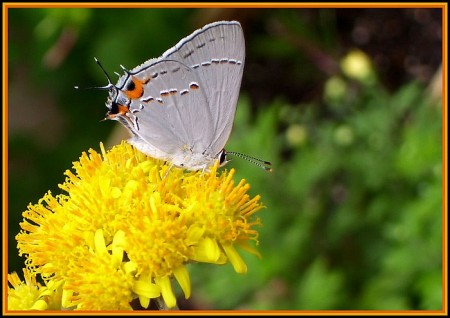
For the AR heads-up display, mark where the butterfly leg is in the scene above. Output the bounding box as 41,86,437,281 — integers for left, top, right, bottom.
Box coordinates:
163,163,174,180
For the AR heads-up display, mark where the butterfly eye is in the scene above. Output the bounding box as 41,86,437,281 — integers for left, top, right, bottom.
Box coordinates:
109,101,119,114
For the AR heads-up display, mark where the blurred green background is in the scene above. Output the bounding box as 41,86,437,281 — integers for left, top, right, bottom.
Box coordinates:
7,7,443,310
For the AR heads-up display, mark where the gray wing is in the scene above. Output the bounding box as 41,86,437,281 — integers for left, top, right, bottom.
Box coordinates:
126,59,213,156
162,21,245,155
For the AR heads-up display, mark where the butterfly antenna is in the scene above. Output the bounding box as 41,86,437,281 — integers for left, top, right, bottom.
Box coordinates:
74,57,115,90
226,151,272,172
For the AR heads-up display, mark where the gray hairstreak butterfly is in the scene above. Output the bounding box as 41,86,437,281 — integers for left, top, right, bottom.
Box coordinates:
81,21,271,172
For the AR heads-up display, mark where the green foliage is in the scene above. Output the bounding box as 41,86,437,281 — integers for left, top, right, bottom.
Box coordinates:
8,7,443,311
193,78,442,310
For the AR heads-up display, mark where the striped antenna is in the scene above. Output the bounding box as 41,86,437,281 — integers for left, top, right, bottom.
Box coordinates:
226,151,272,172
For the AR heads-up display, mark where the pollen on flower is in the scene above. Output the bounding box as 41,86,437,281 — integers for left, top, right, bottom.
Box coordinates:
62,230,136,310
7,268,44,310
13,141,265,310
7,267,62,310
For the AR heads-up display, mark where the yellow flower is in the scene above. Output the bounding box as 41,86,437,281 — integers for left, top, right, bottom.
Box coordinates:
14,141,264,310
61,229,139,310
340,49,375,84
7,267,63,310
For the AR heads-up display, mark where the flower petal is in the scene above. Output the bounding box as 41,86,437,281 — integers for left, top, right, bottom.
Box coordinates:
154,276,176,309
222,243,247,274
173,266,191,299
191,237,222,263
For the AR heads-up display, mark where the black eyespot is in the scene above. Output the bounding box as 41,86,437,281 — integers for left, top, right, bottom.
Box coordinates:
126,80,135,91
219,149,227,165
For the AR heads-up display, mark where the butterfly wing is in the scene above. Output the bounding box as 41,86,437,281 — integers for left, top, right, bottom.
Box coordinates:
112,58,213,163
162,21,245,156
106,21,244,169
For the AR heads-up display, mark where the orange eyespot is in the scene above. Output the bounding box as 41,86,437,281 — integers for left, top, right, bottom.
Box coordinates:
124,77,149,99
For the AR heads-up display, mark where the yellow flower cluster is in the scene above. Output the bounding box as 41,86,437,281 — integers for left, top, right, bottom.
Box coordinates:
10,142,264,310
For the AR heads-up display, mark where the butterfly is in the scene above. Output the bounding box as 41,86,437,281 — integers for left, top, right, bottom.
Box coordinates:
90,21,271,172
